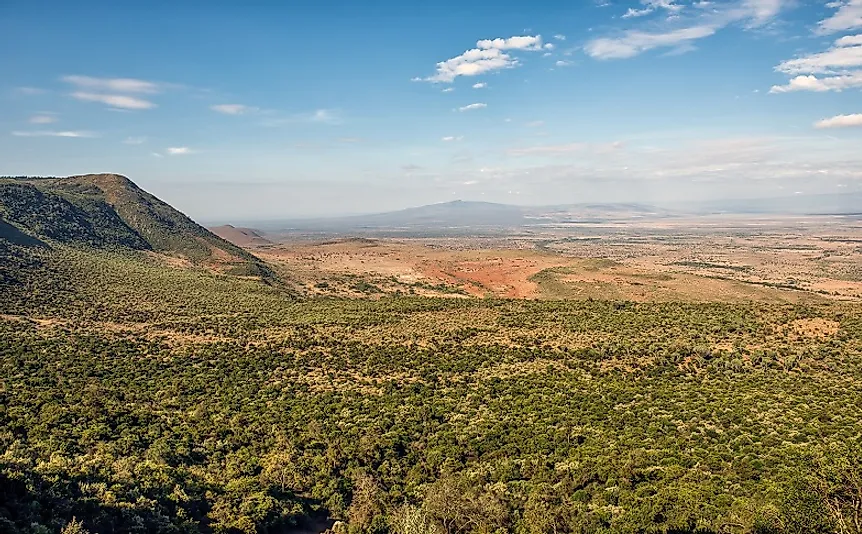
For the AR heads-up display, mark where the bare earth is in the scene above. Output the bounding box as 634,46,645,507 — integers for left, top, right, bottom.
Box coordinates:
247,214,862,303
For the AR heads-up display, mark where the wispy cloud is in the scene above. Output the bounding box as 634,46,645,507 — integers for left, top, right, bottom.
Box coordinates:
167,146,193,155
585,0,787,60
70,92,156,110
586,25,717,59
771,33,862,93
458,103,487,112
62,75,166,110
12,130,96,138
260,108,342,127
310,109,341,124
417,35,545,83
553,34,567,41
15,87,47,95
815,113,862,128
29,114,57,124
211,103,256,115
508,141,624,156
442,136,464,142
62,75,161,93
123,136,147,145
472,82,488,89
774,35,862,75
442,87,455,93
817,0,862,34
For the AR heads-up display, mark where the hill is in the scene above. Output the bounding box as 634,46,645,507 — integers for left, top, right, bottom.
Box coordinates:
0,173,272,278
209,224,273,247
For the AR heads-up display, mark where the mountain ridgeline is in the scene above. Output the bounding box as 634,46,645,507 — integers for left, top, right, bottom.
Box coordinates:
0,174,272,279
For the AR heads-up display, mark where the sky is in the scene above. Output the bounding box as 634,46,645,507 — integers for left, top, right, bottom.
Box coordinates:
2,0,861,221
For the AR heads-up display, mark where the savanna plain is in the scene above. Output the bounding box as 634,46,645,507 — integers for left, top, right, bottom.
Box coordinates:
2,175,861,534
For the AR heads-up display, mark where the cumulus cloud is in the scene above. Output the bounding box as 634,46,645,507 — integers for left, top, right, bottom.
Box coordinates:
12,130,95,138
818,0,862,34
623,0,684,19
476,35,543,51
211,104,254,115
70,92,156,110
815,113,862,128
771,33,862,94
770,72,862,92
458,103,487,111
472,82,487,89
29,114,57,124
418,35,544,82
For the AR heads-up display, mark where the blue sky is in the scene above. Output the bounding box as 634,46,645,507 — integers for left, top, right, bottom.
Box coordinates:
2,0,861,220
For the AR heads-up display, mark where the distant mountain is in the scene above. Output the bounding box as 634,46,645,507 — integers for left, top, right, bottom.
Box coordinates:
689,192,862,215
209,225,273,247
0,174,271,277
266,200,675,235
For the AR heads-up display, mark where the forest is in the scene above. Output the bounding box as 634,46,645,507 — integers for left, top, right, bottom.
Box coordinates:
1,245,861,534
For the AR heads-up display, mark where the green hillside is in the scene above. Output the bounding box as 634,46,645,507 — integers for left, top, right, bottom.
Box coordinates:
0,174,271,278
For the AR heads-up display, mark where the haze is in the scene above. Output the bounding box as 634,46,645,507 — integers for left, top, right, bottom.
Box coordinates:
2,0,862,220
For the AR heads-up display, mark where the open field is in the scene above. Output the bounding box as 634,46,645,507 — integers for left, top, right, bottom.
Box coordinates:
249,215,862,303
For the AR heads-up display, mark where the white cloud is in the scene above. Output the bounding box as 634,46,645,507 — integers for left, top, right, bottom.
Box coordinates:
818,0,862,34
622,0,684,19
553,34,567,41
771,33,862,94
770,72,862,92
476,35,543,51
837,34,862,46
544,43,556,50
555,60,574,67
586,25,716,59
12,130,95,138
586,0,787,60
123,136,147,145
310,109,340,124
815,113,862,128
472,82,487,89
442,136,464,142
458,103,487,111
71,92,156,110
211,104,254,115
775,36,862,75
29,114,57,124
167,147,193,155
442,87,455,93
62,75,160,93
418,35,544,82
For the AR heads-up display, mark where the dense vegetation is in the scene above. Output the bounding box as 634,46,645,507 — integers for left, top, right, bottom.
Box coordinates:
0,175,268,275
2,244,861,534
